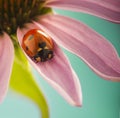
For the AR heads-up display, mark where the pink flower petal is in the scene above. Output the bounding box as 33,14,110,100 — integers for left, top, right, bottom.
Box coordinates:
45,0,120,23
17,26,82,106
33,14,120,81
0,33,14,103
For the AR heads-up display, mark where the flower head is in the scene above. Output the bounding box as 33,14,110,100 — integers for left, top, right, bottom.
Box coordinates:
0,0,120,106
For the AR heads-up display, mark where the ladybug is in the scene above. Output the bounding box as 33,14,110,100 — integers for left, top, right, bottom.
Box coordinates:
22,29,54,63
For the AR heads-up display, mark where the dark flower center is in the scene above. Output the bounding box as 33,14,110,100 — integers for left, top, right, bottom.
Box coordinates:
0,0,52,35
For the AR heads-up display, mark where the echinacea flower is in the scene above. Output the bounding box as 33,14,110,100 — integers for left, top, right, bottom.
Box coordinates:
0,0,120,107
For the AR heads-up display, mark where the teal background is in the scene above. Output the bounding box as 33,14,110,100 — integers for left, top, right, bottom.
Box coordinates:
0,9,120,118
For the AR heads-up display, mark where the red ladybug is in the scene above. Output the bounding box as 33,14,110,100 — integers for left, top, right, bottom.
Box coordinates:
22,29,54,62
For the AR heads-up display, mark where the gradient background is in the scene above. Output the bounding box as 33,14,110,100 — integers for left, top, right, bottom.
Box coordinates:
0,9,120,118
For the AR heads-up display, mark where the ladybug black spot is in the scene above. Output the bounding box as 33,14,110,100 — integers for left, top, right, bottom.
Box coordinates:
26,46,29,50
38,42,46,48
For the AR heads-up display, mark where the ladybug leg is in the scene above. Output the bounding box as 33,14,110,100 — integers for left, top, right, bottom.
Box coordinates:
48,51,54,59
33,54,41,63
37,47,42,52
35,57,41,62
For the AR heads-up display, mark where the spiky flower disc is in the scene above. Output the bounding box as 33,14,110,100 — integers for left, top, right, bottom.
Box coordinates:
0,0,52,35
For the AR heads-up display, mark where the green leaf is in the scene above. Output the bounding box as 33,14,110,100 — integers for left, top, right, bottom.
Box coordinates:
10,46,49,118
